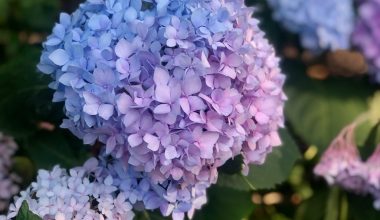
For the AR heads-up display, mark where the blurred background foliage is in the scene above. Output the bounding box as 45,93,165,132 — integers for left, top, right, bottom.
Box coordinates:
1,0,380,219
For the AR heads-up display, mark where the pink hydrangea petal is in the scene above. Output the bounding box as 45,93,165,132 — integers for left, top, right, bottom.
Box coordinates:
196,132,219,159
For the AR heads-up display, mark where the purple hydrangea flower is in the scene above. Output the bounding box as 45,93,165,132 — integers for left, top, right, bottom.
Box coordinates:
38,0,286,217
0,133,21,213
268,0,354,52
352,0,380,83
314,124,368,194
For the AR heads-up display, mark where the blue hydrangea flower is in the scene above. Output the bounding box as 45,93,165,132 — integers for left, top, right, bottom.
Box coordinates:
6,158,135,220
7,152,207,220
38,0,286,218
268,0,355,52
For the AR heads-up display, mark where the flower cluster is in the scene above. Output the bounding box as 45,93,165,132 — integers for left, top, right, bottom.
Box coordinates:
5,154,207,220
37,0,285,217
0,133,20,213
352,0,380,83
314,123,380,210
314,124,367,194
6,158,135,220
267,0,354,52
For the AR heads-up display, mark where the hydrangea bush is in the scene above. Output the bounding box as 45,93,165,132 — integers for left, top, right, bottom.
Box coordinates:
3,0,380,219
267,0,354,52
353,0,380,82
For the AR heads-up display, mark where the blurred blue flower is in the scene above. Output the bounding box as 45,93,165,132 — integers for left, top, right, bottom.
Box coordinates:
268,0,355,52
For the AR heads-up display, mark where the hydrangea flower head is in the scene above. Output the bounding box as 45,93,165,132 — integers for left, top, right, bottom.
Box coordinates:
0,133,20,213
6,153,208,220
314,124,368,193
267,0,354,52
6,158,135,220
352,0,380,83
38,0,285,217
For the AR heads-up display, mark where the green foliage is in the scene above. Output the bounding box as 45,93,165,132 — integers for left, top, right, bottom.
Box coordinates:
194,186,255,220
20,130,90,169
16,201,42,220
359,121,380,160
246,129,301,189
217,173,253,191
284,60,376,151
218,129,301,190
295,189,329,220
0,47,51,137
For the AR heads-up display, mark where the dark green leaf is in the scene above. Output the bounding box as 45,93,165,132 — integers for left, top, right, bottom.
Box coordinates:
0,47,53,138
359,121,380,160
16,201,42,220
219,155,243,175
20,130,90,169
245,129,301,189
194,186,255,220
217,173,253,191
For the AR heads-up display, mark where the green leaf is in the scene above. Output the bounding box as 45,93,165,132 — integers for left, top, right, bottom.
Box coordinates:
194,186,255,220
359,121,380,160
20,130,90,169
245,129,301,189
217,173,253,191
0,47,53,138
284,60,376,151
219,155,244,175
16,201,42,220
